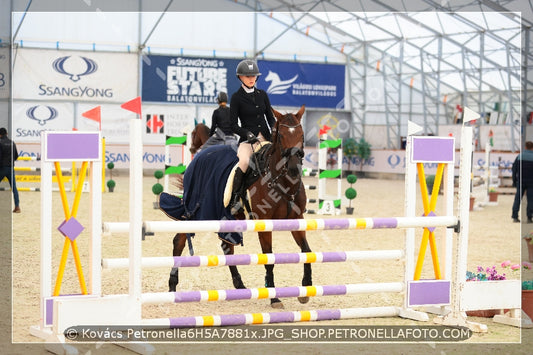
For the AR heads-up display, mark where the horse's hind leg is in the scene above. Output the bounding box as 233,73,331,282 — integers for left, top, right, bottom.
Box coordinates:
221,241,246,289
169,233,187,292
258,231,283,308
292,230,312,304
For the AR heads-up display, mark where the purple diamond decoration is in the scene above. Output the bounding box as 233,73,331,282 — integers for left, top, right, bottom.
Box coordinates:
58,218,85,241
423,211,437,233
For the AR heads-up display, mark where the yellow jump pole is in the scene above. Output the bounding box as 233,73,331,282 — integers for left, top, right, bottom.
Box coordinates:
427,163,445,279
52,161,89,297
69,161,89,295
70,161,76,192
101,137,106,192
52,162,72,296
413,163,444,280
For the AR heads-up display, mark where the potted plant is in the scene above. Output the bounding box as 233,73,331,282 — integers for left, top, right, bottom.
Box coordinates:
488,187,499,202
344,174,357,215
426,174,435,193
355,138,371,177
152,170,164,209
465,261,531,317
106,179,116,193
524,231,533,262
343,137,358,175
106,162,115,192
523,278,533,321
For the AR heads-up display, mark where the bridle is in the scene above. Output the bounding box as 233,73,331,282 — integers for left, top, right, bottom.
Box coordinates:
262,115,305,206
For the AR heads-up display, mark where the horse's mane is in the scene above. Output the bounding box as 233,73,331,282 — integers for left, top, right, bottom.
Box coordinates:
196,123,210,136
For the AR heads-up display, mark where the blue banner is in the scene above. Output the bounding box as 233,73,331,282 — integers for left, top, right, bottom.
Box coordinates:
142,55,240,104
256,60,345,109
142,55,345,109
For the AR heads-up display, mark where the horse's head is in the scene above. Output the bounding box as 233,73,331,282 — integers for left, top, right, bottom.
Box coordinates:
190,123,209,154
272,105,305,179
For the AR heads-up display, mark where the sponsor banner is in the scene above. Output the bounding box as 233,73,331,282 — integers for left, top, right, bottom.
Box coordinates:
13,49,137,102
256,60,345,109
141,104,197,144
0,47,8,99
141,55,346,110
0,100,7,129
142,55,240,104
16,142,515,175
304,110,351,147
77,104,197,145
12,101,74,142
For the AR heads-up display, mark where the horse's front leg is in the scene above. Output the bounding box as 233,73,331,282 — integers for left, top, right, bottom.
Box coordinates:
291,230,312,304
220,240,246,289
258,231,283,308
169,233,187,292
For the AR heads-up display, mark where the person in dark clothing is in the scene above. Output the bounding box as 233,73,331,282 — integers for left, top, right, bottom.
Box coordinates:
202,91,237,149
209,92,232,136
511,141,533,223
0,127,20,213
228,59,276,213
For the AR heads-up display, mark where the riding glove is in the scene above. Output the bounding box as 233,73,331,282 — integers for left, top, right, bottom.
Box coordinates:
246,131,259,144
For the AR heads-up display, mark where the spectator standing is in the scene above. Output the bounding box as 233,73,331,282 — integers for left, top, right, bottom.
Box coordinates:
511,141,533,223
0,127,20,213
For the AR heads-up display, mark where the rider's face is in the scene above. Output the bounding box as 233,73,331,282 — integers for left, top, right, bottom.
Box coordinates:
239,75,257,87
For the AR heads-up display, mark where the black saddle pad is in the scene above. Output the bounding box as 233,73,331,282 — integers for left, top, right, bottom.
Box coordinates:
159,145,243,245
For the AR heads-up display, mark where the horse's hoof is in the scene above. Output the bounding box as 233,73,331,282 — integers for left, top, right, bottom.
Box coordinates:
271,301,284,309
232,277,246,289
298,296,309,304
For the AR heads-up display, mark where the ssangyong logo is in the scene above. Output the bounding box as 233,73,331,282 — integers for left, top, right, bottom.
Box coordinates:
26,105,58,125
264,70,298,95
52,56,98,82
38,55,113,98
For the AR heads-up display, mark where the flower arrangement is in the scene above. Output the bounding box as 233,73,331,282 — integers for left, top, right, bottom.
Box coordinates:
525,230,533,244
466,260,531,281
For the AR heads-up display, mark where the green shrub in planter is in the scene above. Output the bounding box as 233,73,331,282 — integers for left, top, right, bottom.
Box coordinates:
154,170,164,180
152,183,164,195
107,179,116,192
345,174,358,214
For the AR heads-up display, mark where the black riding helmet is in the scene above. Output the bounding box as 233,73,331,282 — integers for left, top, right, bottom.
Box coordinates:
217,91,228,104
236,59,261,77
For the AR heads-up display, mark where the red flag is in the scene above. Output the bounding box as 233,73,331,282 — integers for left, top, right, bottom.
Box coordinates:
82,106,101,130
319,125,331,135
121,97,142,116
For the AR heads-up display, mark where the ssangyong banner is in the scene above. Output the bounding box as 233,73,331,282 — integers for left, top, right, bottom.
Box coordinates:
13,48,138,102
0,47,9,99
141,55,346,110
12,101,75,142
256,60,345,109
142,55,240,104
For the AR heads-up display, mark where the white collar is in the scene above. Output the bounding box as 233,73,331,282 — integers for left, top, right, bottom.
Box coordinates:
242,85,255,94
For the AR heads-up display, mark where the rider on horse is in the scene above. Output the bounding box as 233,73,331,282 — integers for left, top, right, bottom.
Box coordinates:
202,91,238,149
229,59,276,214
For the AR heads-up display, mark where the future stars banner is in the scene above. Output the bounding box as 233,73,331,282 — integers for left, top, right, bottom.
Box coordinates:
141,55,345,109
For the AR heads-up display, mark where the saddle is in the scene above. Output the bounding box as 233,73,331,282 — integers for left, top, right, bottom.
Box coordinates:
223,142,272,213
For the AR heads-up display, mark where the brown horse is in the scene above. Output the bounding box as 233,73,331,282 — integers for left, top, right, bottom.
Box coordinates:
189,122,210,154
168,105,310,309
175,123,210,190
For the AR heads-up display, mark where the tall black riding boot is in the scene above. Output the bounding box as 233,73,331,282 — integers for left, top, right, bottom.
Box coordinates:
230,167,245,215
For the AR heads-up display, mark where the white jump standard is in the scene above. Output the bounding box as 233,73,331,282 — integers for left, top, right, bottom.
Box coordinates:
30,106,526,354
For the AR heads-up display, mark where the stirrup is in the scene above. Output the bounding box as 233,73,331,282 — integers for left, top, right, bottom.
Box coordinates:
230,194,244,215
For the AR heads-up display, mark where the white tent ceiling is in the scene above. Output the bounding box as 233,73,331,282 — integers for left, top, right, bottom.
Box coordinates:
3,0,532,149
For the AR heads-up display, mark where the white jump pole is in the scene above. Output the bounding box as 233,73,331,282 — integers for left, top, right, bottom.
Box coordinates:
142,216,458,234
129,118,143,300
